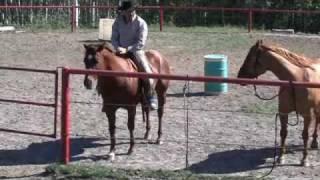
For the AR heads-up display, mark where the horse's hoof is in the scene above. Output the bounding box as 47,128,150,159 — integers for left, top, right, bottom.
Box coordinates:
301,160,310,167
108,152,115,161
277,157,285,165
127,149,133,155
156,139,163,145
144,133,151,140
311,141,318,149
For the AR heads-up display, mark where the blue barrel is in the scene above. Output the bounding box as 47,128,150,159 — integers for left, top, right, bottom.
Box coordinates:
204,54,228,94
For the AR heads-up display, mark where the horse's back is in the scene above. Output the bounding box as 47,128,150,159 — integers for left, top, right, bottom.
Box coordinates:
279,62,320,114
146,50,170,75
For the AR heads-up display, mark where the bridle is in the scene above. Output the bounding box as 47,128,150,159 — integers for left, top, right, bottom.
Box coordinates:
252,46,280,100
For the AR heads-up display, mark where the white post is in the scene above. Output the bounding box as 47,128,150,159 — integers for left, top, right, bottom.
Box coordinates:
75,0,79,27
92,2,96,26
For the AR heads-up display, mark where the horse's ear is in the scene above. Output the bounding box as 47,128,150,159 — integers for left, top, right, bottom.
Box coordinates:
102,42,107,49
256,40,263,47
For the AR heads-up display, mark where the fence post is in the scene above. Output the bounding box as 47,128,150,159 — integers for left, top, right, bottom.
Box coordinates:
159,5,164,32
71,1,77,32
248,8,253,33
61,67,71,164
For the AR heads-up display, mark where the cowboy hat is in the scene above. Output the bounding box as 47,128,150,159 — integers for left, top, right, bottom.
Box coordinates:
118,1,137,11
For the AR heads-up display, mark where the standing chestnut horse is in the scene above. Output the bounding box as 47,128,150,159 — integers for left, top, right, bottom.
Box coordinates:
238,40,320,166
83,42,170,160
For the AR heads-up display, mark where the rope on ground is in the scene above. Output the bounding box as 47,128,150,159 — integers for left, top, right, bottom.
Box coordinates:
183,78,190,168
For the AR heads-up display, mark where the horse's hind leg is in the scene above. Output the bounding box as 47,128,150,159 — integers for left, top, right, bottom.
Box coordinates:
156,94,165,145
277,114,288,165
106,110,116,161
140,82,151,140
127,107,137,155
311,116,319,149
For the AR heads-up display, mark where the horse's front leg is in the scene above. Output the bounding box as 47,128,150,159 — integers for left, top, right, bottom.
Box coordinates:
106,110,116,161
127,107,136,155
143,107,151,140
311,116,319,149
277,113,288,165
301,116,311,166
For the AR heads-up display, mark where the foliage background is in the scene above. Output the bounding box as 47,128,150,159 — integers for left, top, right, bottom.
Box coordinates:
1,0,320,33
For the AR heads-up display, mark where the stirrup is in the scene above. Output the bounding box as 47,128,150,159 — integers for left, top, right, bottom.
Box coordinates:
148,96,158,110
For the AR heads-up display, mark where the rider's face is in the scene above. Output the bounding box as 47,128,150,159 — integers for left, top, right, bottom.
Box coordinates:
121,9,135,22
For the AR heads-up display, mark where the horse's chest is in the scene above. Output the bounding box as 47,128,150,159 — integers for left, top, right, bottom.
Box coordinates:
98,78,140,101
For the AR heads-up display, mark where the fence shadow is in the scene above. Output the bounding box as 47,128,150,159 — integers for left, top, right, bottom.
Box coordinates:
0,137,105,166
0,137,157,165
187,147,278,174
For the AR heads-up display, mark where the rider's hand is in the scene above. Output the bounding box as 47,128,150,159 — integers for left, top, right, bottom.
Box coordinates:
117,47,127,54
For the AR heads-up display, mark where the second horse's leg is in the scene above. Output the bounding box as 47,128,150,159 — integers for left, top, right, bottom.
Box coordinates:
311,116,319,149
301,116,311,166
277,114,288,164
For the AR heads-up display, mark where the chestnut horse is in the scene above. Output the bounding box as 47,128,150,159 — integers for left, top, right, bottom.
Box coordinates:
83,43,170,160
238,40,320,166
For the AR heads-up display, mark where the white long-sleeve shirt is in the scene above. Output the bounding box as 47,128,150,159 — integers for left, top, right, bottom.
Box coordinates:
111,14,148,52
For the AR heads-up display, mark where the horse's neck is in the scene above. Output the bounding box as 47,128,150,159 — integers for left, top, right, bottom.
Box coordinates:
99,50,122,70
265,51,303,81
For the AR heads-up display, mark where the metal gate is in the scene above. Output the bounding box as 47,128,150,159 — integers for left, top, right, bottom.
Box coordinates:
0,66,58,138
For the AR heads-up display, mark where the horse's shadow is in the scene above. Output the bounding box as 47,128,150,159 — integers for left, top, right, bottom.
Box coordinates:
0,137,107,166
187,146,300,174
0,137,155,166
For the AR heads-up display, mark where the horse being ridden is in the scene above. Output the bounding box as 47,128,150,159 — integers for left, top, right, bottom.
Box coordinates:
111,0,158,110
238,40,320,166
83,43,170,160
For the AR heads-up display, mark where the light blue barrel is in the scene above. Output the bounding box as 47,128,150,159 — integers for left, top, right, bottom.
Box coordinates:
204,54,228,94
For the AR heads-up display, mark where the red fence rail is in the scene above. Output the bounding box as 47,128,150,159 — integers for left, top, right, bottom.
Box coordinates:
1,5,320,32
60,67,320,164
0,66,59,138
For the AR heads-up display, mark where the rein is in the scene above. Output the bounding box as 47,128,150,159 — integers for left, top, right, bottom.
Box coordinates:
253,47,280,100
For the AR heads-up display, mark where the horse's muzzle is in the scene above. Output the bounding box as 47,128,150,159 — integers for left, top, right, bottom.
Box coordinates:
84,76,93,89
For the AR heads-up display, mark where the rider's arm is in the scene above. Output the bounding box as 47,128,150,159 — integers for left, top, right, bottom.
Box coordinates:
111,18,120,50
128,18,148,52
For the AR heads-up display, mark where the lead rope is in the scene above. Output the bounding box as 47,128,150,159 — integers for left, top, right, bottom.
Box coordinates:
253,83,280,100
183,78,190,168
254,81,300,178
256,113,279,179
254,80,299,126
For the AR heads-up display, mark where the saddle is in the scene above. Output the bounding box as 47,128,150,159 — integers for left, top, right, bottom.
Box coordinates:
115,52,154,105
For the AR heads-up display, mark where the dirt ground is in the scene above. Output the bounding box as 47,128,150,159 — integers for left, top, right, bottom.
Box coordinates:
0,31,320,179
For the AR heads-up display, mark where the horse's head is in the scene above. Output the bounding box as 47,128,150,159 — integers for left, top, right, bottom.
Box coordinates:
83,43,104,89
237,40,268,80
83,42,116,89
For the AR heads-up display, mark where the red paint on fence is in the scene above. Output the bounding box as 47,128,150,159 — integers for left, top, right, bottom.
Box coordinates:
61,68,71,164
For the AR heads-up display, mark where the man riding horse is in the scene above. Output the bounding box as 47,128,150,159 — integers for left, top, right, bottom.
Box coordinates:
111,0,158,110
